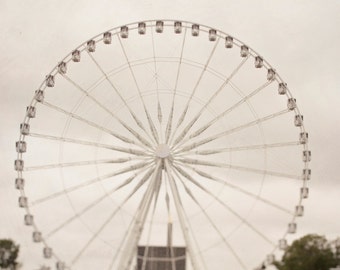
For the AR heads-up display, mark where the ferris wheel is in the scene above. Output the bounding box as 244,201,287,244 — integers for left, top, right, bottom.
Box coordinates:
15,20,311,270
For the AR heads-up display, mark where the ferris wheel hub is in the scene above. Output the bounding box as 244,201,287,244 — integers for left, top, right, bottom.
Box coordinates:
155,144,171,158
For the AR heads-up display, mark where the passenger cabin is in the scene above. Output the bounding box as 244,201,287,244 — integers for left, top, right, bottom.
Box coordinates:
71,50,80,62
26,106,36,118
174,21,182,34
225,36,233,48
288,223,297,233
208,29,217,41
24,214,33,226
16,141,26,153
15,178,24,189
240,45,249,57
267,68,275,81
43,247,52,258
156,21,164,33
45,75,55,87
120,26,128,38
58,62,67,74
138,22,146,35
191,24,199,36
103,32,112,44
255,56,263,68
86,40,96,52
33,231,42,242
300,187,309,199
279,239,288,250
295,205,304,216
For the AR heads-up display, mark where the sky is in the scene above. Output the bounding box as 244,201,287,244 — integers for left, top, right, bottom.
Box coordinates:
1,0,340,269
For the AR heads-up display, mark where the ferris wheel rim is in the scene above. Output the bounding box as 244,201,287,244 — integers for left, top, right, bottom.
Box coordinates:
15,19,311,270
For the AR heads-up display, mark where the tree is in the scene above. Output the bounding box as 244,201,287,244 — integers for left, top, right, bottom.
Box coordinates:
274,234,340,270
0,239,20,270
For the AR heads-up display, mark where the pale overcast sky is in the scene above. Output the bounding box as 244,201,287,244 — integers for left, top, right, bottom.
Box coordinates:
1,1,340,269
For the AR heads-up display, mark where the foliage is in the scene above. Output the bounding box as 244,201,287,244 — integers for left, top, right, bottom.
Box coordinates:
274,234,340,270
0,239,20,270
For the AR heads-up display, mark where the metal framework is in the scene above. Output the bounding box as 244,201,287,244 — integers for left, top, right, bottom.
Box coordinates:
15,20,310,270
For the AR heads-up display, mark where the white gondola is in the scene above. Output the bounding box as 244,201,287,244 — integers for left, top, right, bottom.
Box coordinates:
120,26,129,38
138,22,146,35
279,239,288,250
255,56,263,68
300,187,309,198
71,50,81,62
26,106,36,118
278,82,287,95
45,75,55,87
299,132,309,144
14,159,24,171
35,90,44,102
20,123,30,135
267,68,276,81
155,21,164,33
24,214,33,225
18,196,27,207
295,205,304,217
56,261,65,270
266,254,275,264
287,98,296,110
288,222,297,233
240,45,249,57
86,40,96,52
15,178,24,189
303,168,311,180
16,141,26,153
43,247,53,258
294,115,303,127
174,21,182,34
57,62,67,74
209,29,217,41
103,32,112,44
33,231,42,242
303,150,311,162
225,36,233,48
191,24,199,36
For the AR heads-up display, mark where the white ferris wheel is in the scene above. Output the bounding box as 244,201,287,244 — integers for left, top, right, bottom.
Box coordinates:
15,20,311,270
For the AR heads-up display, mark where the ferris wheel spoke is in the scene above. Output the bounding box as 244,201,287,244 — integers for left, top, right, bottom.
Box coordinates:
42,100,151,151
116,160,162,270
164,160,207,270
164,27,187,144
175,141,301,156
30,160,153,207
24,157,147,171
172,164,276,248
69,164,158,266
173,80,274,151
172,166,247,270
170,37,221,140
86,52,156,144
140,171,163,270
60,74,154,150
174,162,293,215
107,215,137,270
28,133,150,156
176,157,301,180
175,108,290,153
172,56,249,147
150,25,162,129
117,35,159,145
45,165,154,239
